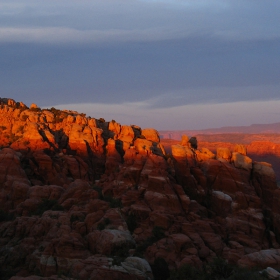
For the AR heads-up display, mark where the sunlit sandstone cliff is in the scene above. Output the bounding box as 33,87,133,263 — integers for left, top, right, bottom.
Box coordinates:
1,98,280,280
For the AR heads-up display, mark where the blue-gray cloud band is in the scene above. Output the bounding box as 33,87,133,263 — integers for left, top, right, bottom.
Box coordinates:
0,0,279,109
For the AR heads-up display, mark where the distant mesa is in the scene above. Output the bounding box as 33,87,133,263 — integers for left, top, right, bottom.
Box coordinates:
160,123,280,140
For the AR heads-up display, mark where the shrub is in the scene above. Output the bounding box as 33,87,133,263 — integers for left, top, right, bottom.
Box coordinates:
29,107,41,112
163,153,172,161
104,195,122,208
49,107,61,115
205,257,234,279
112,245,130,266
0,210,15,222
48,107,66,123
91,185,103,199
97,218,111,230
17,125,24,133
152,226,165,240
91,185,122,208
31,198,64,216
97,222,105,230
151,258,170,280
169,264,203,280
21,114,28,121
70,214,85,223
53,116,64,123
126,213,137,233
104,217,111,225
38,245,44,252
5,133,21,144
135,226,166,256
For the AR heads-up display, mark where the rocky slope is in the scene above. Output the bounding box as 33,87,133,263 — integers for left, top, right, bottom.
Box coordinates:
1,98,280,280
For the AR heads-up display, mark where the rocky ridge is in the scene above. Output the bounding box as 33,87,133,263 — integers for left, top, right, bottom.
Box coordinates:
161,138,280,183
0,98,280,279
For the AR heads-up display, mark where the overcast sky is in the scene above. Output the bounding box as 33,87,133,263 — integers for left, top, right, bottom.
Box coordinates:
1,0,280,130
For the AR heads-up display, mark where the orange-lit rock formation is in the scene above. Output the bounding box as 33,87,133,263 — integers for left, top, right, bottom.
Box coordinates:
0,97,280,279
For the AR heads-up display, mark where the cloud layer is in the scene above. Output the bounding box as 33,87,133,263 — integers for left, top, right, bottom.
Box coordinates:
1,0,279,129
0,0,279,44
54,99,280,130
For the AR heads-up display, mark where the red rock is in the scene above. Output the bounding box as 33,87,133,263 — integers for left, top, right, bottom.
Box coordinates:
42,110,55,123
129,202,151,220
1,98,280,279
200,159,248,195
231,152,252,171
141,128,160,143
238,249,280,268
59,179,91,207
180,135,190,147
196,147,215,161
171,144,194,159
234,144,247,156
211,190,232,217
252,161,277,206
95,229,135,255
108,120,121,138
118,125,134,144
216,147,232,162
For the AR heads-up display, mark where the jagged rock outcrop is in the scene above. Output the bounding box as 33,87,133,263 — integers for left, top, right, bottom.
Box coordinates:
0,97,280,279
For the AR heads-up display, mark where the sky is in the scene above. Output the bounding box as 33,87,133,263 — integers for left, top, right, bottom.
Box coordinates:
1,0,280,130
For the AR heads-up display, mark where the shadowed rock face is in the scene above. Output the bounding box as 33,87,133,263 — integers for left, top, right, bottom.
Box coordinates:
0,98,280,279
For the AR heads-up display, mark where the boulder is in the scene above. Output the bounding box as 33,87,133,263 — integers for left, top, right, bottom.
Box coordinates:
196,148,215,161
216,147,231,162
42,110,55,123
253,161,276,178
95,229,135,255
200,159,247,195
30,103,38,109
121,257,153,279
118,125,134,144
238,249,280,268
134,138,154,154
211,190,232,217
180,135,190,147
234,144,247,156
263,267,280,280
141,128,160,143
108,121,121,138
171,145,195,167
231,152,252,171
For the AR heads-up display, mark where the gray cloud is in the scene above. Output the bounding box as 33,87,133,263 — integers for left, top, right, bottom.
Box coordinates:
0,0,279,44
0,0,280,129
1,35,279,107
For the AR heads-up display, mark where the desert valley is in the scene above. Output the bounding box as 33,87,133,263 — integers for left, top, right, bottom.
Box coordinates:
1,98,280,279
